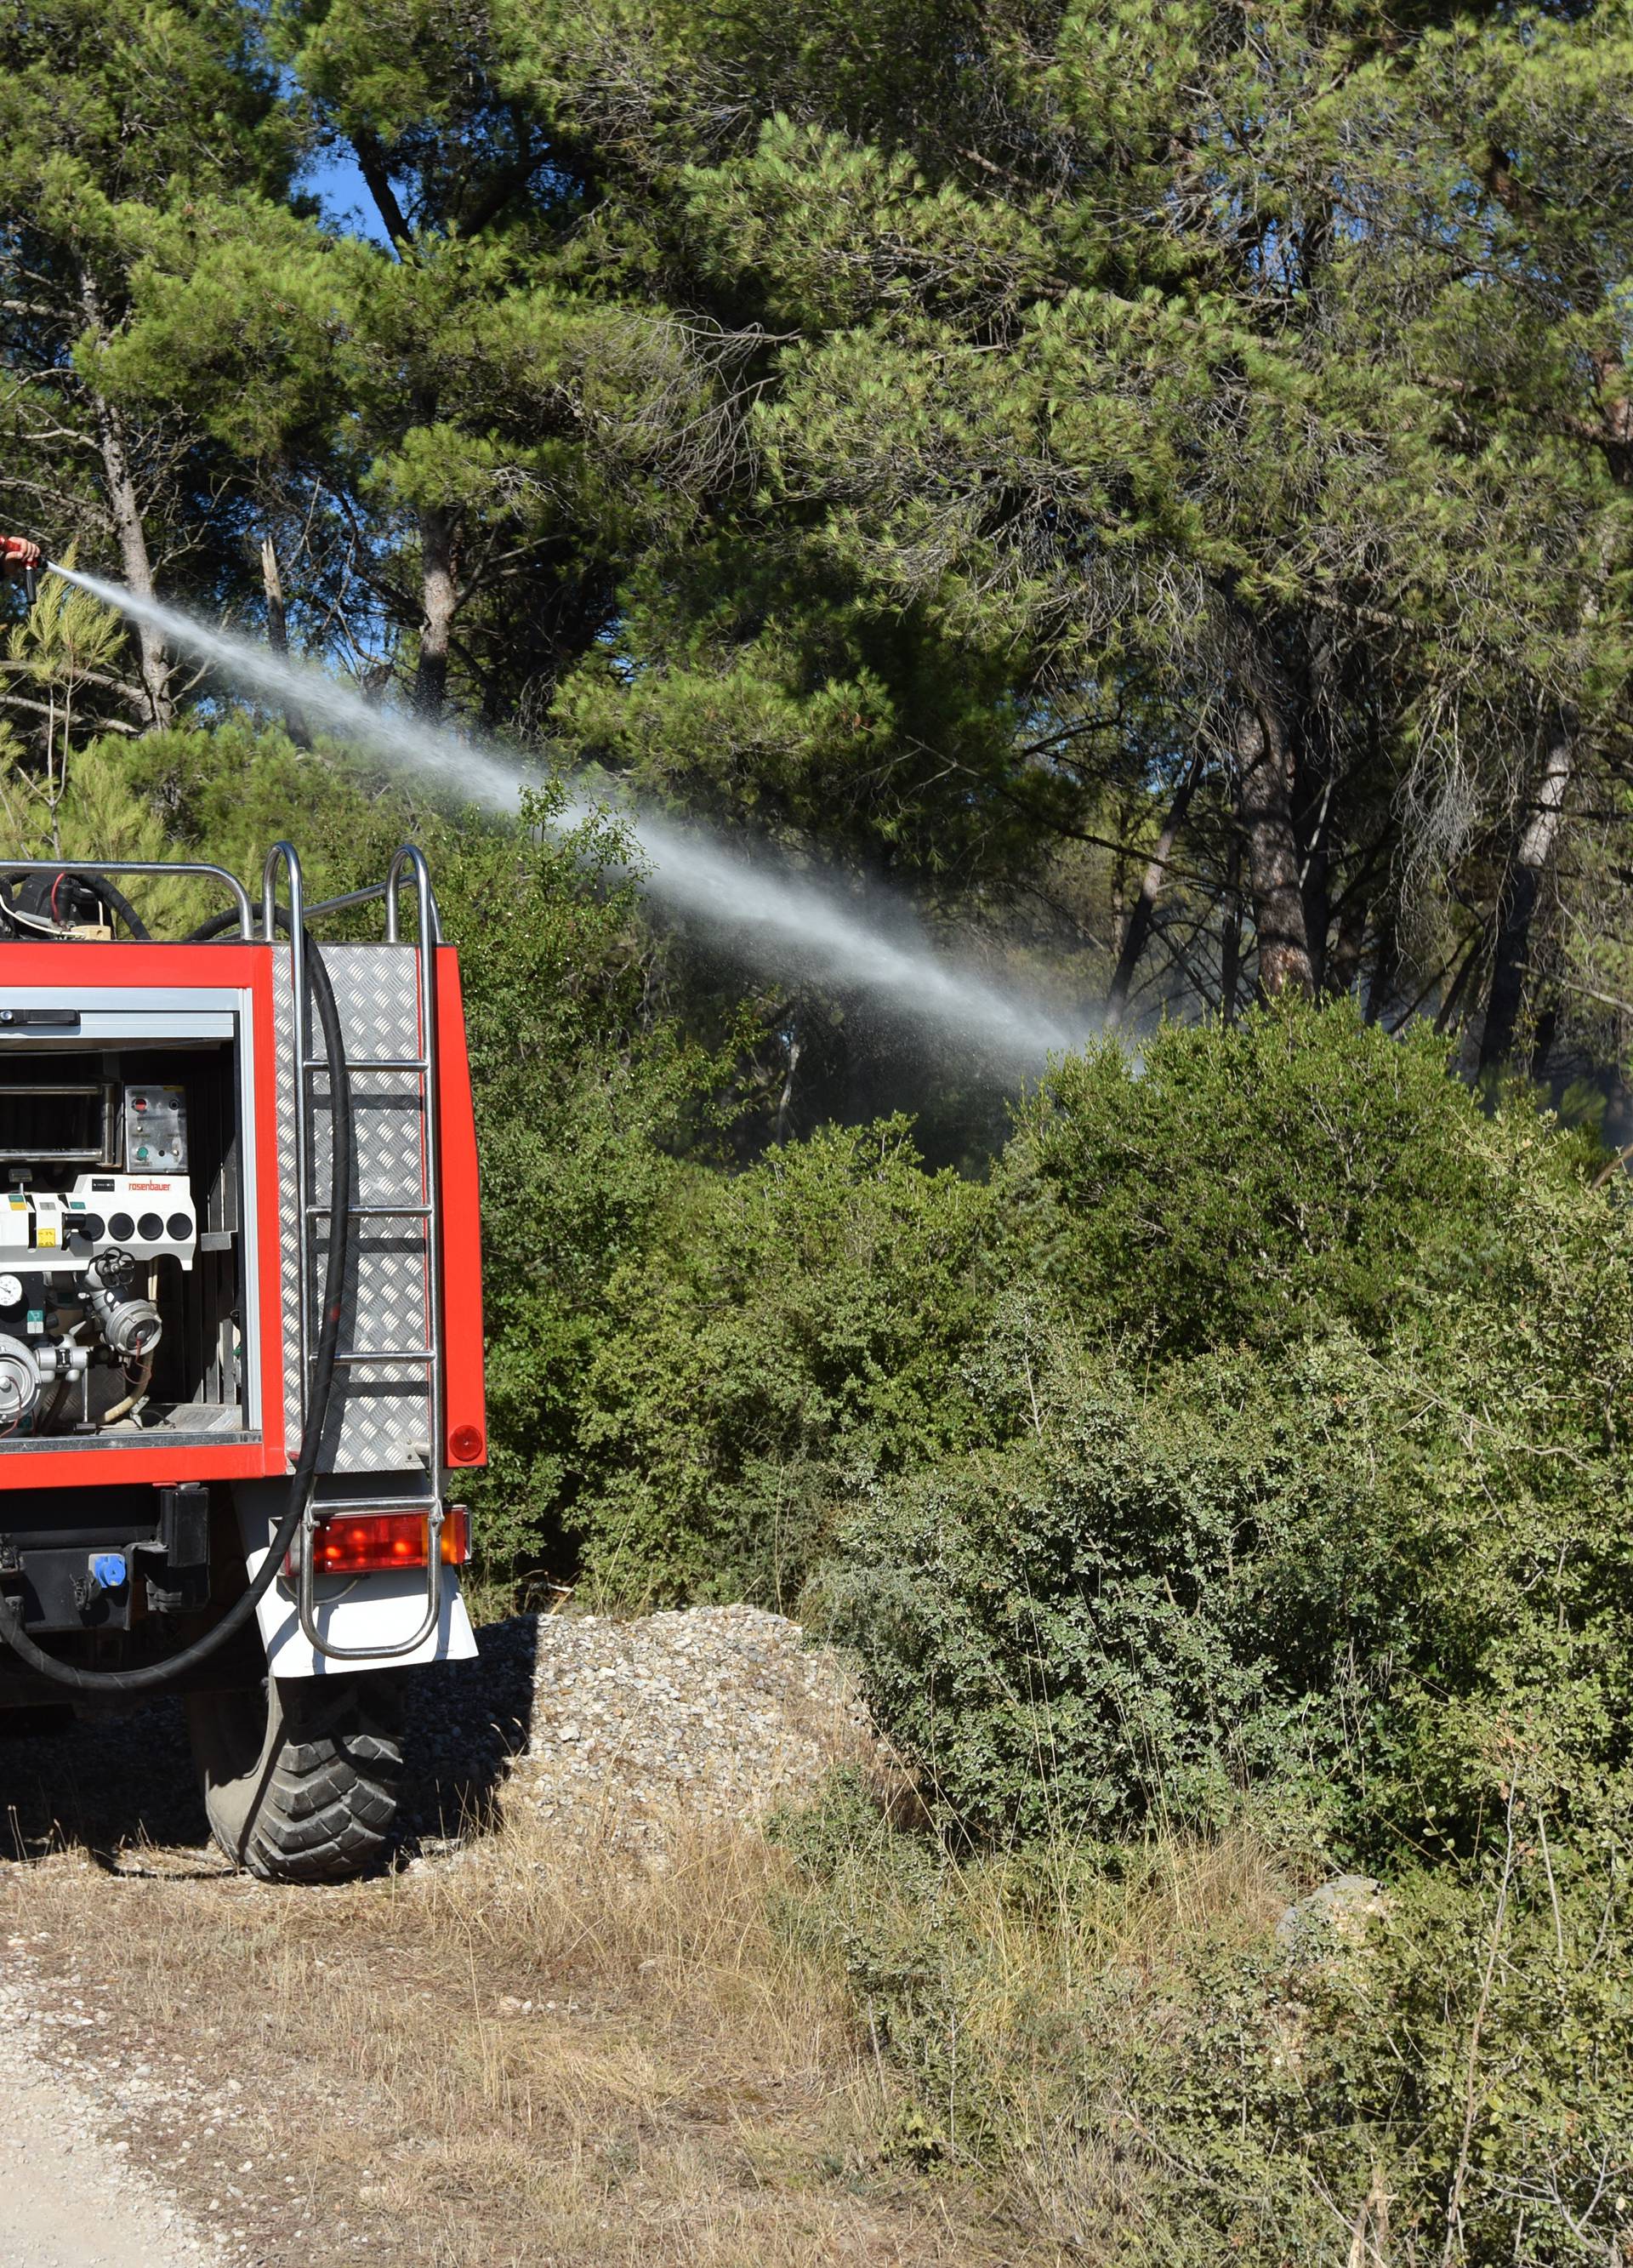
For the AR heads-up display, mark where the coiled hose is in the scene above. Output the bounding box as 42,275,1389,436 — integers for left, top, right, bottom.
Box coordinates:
0,869,151,941
0,925,354,1693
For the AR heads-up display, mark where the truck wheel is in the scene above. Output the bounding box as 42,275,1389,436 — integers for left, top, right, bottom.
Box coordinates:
186,1674,402,1883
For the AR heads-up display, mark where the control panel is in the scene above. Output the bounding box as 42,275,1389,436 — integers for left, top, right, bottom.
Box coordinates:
122,1081,188,1171
0,1175,197,1272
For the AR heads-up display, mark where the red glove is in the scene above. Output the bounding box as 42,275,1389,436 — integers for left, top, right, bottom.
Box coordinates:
0,536,41,578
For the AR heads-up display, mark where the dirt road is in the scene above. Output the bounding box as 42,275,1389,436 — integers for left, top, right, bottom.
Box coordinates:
0,2028,214,2267
0,1616,1036,2267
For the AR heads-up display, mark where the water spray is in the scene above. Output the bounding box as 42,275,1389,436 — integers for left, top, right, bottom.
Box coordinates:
35,556,1089,1065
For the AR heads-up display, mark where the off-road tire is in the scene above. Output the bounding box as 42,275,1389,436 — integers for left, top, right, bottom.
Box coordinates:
186,1673,402,1883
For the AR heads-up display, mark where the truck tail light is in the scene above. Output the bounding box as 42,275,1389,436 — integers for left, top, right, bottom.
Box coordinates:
285,1506,470,1577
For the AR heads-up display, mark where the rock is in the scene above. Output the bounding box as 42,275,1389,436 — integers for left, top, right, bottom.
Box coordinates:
1275,1872,1387,1944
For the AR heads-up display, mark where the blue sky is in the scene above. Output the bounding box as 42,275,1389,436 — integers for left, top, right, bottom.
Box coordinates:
299,145,395,248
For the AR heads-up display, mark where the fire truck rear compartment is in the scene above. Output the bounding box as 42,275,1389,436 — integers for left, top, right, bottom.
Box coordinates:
0,1040,250,1444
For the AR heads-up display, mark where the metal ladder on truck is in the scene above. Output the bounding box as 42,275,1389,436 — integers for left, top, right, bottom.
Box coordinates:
267,842,448,1661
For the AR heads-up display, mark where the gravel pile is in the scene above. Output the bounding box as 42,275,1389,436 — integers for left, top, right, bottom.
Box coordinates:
0,1605,874,1864
406,1604,875,1846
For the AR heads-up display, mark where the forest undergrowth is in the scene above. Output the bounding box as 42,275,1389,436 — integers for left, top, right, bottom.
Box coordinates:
562,980,1633,2266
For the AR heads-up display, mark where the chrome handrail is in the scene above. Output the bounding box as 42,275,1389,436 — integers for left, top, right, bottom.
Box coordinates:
262,844,309,1422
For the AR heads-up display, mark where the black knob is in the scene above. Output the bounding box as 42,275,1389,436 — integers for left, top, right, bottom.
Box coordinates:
137,1213,163,1241
108,1211,134,1240
166,1213,192,1241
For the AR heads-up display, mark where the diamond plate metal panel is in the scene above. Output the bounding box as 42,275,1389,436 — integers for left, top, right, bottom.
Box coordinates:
275,944,432,1473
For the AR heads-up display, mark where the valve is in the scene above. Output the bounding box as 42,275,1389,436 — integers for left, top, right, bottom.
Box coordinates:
33,1342,88,1381
0,1334,38,1426
79,1254,162,1362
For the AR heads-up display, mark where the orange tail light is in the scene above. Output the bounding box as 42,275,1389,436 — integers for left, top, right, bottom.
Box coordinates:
284,1506,470,1577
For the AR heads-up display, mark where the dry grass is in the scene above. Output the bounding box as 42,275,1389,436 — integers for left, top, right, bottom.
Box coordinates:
0,1801,1052,2267
791,1821,1296,2256
953,1833,1292,2249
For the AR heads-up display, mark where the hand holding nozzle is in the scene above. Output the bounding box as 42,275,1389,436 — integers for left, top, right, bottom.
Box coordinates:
0,536,43,604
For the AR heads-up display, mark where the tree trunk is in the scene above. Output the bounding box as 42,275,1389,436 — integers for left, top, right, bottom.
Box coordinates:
260,532,288,654
776,1022,802,1145
261,533,309,745
1435,934,1482,1035
1300,828,1332,992
1364,903,1397,1024
414,506,458,719
1529,994,1560,1073
352,130,416,253
1327,869,1371,1000
1298,633,1346,993
1478,726,1573,1071
1105,750,1203,1028
1220,838,1243,1025
1232,690,1314,998
82,274,171,729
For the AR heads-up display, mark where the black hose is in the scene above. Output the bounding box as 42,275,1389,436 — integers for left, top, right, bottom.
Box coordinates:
188,905,257,943
0,931,354,1693
187,884,388,944
77,872,151,941
1,869,151,941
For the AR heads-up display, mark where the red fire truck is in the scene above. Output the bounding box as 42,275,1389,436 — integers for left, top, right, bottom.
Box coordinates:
0,840,486,1880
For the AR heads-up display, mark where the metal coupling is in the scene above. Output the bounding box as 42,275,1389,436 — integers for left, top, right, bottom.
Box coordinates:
79,1256,162,1361
0,1334,40,1425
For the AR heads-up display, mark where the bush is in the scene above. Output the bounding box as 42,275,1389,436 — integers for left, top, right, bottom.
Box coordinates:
825,1007,1633,1858
571,1117,993,1604
823,1321,1350,1845
994,1000,1600,1356
778,1785,1633,2265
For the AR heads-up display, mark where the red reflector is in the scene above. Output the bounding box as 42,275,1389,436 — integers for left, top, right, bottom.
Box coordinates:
284,1507,471,1577
448,1422,484,1463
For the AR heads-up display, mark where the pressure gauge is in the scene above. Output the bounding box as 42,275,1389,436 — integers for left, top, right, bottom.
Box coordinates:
0,1274,22,1308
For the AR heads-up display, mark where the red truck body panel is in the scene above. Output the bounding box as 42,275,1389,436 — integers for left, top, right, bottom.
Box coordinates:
0,941,287,1490
435,948,486,1470
0,935,486,1489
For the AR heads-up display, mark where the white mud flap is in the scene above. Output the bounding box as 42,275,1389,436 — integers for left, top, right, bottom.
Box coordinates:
234,1486,478,1678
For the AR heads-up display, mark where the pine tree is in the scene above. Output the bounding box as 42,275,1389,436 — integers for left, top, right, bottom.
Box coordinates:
0,0,299,731
500,0,1633,1046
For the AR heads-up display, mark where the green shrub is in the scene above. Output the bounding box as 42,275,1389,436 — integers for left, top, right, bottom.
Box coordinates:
831,1302,1633,1856
824,1010,1633,1857
571,1117,993,1604
996,1000,1600,1356
823,1322,1352,1845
